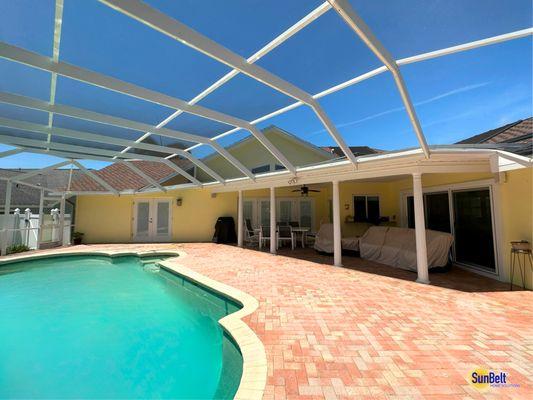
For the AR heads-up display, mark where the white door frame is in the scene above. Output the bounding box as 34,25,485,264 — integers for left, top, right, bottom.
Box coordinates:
132,198,172,242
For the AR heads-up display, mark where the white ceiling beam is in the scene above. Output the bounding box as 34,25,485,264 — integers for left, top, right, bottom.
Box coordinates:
70,159,120,195
0,91,255,179
0,148,25,159
0,115,224,184
11,160,72,181
99,0,358,166
0,42,295,173
0,134,203,186
397,28,533,66
187,28,530,152
327,0,430,158
128,2,331,162
119,160,167,192
46,0,64,146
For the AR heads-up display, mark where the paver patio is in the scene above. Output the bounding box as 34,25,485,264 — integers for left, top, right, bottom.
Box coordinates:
4,243,532,399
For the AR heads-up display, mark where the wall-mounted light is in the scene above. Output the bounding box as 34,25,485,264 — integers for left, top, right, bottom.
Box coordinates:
344,203,350,210
176,197,183,206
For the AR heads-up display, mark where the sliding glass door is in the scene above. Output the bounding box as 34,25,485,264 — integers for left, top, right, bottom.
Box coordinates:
453,189,495,271
405,187,496,273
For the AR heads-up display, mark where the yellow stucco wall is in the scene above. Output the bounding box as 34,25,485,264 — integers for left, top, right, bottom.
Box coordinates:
76,189,238,243
75,168,532,287
499,168,532,288
196,127,333,181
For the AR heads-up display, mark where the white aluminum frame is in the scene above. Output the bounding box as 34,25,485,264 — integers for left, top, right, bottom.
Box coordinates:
0,0,529,195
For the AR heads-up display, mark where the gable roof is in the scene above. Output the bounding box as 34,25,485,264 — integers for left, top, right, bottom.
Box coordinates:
0,168,82,206
457,117,532,156
70,160,183,192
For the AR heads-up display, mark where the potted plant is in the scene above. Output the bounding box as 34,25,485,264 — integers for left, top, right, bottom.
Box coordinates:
72,232,84,245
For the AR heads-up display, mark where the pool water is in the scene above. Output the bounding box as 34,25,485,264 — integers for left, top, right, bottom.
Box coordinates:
0,255,243,399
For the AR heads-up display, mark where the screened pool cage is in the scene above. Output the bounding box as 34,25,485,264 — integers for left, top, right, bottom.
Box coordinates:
0,1,531,251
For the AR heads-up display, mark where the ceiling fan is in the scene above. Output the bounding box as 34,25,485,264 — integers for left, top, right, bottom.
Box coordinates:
292,185,321,197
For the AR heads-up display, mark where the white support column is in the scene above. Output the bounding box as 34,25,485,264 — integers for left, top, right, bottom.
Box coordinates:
332,180,342,267
4,180,12,215
270,187,276,254
58,194,66,245
237,189,244,247
412,173,429,284
37,188,44,249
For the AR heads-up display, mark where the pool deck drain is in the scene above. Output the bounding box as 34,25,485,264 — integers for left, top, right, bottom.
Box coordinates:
2,243,532,399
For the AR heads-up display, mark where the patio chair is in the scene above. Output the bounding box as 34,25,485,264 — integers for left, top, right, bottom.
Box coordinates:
244,219,259,246
277,225,295,250
288,221,300,228
259,226,271,250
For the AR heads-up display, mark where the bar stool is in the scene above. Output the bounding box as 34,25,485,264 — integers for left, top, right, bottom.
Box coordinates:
510,241,532,290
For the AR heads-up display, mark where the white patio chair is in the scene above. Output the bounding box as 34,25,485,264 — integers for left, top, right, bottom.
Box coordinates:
259,226,271,250
244,219,259,246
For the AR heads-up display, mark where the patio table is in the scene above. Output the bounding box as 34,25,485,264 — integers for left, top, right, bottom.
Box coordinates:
291,227,310,248
253,227,311,248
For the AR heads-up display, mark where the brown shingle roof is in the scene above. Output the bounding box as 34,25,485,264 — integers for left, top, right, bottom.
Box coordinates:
70,160,180,192
456,117,532,156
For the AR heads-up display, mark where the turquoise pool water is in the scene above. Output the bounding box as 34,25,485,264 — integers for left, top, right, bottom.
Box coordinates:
0,255,243,399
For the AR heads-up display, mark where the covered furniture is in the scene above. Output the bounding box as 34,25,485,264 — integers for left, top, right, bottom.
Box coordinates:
359,226,453,271
313,223,360,253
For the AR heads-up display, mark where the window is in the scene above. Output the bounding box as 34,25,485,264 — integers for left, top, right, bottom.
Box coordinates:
299,200,312,228
353,195,380,223
251,164,286,174
251,165,270,174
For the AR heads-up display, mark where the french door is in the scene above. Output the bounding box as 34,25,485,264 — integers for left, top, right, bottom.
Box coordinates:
133,199,172,242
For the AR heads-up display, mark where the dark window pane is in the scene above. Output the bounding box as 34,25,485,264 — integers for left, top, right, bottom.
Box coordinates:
251,164,270,174
407,196,415,229
274,164,285,170
367,196,380,224
425,192,451,233
354,196,367,222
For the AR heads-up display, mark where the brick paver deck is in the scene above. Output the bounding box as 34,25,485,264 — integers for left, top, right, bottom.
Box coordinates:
3,243,532,399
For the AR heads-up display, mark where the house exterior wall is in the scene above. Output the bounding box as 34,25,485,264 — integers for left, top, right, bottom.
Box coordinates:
196,127,333,181
75,169,532,287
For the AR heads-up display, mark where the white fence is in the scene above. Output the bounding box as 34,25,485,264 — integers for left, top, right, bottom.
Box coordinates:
0,208,72,255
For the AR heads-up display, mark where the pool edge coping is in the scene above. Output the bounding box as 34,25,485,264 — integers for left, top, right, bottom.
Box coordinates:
0,248,267,400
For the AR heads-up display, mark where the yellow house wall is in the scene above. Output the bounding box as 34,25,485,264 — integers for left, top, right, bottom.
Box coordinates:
197,128,332,181
76,189,238,243
75,169,532,287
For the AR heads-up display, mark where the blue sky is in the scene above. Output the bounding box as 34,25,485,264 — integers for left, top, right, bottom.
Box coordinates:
0,0,531,169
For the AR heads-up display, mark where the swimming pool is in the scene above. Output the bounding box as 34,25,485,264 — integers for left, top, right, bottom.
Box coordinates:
0,254,243,399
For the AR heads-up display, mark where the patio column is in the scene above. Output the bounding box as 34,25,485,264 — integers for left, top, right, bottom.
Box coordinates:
4,180,12,215
412,173,429,284
58,194,66,245
270,186,276,254
332,180,342,267
237,189,243,247
37,188,44,250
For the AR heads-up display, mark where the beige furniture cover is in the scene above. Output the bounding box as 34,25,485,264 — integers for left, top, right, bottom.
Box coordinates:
313,223,360,253
359,226,453,271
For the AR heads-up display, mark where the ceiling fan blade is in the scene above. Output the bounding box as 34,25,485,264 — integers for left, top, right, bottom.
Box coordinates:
309,189,321,192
